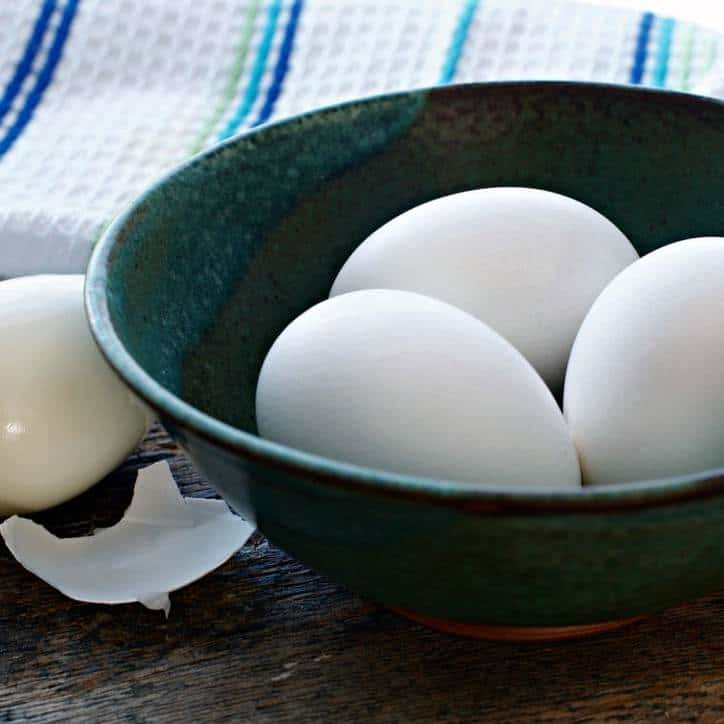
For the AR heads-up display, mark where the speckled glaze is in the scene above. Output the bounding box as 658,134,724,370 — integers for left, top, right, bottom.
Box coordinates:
87,83,724,635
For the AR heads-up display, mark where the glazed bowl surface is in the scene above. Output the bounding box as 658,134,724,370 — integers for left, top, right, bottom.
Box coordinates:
87,82,724,635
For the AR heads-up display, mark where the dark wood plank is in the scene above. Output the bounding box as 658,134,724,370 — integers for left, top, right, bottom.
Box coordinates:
2,427,724,722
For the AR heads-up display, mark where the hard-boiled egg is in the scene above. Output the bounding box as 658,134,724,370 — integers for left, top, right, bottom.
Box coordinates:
0,275,149,514
331,187,638,390
564,238,724,485
256,289,581,489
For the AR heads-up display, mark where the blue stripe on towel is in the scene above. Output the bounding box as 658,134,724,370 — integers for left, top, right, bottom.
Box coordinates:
0,0,79,158
630,11,654,84
439,0,480,84
0,0,56,127
652,17,675,87
252,0,304,126
219,0,283,140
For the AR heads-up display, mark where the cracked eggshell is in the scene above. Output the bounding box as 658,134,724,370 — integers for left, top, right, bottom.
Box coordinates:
0,461,255,615
256,289,581,489
331,187,638,390
564,238,724,485
0,275,150,515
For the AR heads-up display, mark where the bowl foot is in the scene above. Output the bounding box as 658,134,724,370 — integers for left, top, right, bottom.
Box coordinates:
391,607,644,641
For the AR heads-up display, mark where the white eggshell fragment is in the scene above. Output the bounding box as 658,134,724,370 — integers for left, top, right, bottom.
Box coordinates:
256,289,580,489
0,461,255,615
0,275,149,515
565,238,724,485
331,187,638,389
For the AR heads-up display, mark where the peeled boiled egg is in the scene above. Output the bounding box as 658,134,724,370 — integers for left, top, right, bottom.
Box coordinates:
564,238,724,485
256,289,580,489
330,187,638,390
0,275,149,514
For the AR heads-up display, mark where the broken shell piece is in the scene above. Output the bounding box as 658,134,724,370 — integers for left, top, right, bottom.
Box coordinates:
0,461,254,616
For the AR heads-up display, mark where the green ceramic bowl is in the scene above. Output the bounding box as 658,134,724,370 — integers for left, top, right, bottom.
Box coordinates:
87,82,724,640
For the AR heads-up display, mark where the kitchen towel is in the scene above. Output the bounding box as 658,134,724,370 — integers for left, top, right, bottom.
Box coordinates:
0,0,721,277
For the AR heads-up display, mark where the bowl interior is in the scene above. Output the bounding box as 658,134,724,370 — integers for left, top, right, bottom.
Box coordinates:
98,82,724,471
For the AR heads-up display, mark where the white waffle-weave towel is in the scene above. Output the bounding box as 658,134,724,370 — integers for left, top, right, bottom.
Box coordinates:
0,0,722,277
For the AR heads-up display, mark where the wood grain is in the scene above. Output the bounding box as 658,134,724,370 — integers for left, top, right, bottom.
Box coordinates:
2,426,724,722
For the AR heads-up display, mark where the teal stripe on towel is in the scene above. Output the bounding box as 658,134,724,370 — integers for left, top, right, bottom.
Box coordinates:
219,0,283,140
439,0,479,84
652,17,675,87
252,0,304,126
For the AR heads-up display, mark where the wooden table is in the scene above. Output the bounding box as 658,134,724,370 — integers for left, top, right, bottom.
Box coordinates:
3,426,724,722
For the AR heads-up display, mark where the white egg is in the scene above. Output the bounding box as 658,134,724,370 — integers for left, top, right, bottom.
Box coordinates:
330,187,638,390
256,289,580,489
0,275,149,514
564,238,724,485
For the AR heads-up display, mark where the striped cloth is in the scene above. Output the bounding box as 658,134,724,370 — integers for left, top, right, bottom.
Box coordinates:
0,0,721,278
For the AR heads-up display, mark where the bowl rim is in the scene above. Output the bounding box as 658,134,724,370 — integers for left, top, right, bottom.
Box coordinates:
86,80,724,514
